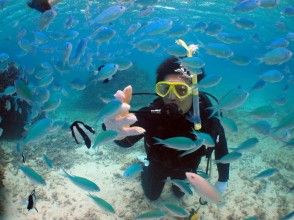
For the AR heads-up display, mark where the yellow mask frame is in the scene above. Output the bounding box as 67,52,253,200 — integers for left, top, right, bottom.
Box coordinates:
155,81,192,100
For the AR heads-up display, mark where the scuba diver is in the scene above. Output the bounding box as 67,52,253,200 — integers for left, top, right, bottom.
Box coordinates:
102,55,230,201
69,39,229,209
27,0,60,13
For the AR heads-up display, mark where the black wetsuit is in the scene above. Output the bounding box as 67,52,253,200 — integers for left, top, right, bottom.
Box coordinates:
27,0,51,13
113,93,229,201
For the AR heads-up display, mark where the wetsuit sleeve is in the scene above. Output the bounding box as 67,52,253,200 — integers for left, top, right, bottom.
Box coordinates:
209,117,230,182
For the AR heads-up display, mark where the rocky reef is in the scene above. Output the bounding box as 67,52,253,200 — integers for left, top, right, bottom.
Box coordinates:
0,62,31,139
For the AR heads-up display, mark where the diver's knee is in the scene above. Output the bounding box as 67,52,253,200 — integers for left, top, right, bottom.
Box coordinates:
144,191,160,201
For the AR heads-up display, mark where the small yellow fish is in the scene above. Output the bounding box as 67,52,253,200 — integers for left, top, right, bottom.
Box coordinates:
190,212,200,220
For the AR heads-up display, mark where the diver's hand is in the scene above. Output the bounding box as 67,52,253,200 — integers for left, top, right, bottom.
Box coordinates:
215,181,228,194
103,85,145,139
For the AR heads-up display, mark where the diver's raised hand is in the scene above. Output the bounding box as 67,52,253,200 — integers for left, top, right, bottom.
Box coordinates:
103,85,145,139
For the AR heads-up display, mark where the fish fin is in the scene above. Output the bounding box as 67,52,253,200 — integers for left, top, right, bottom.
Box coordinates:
80,122,95,134
207,106,219,118
22,152,26,163
98,64,105,71
180,148,197,157
84,136,92,149
103,78,110,83
70,121,80,144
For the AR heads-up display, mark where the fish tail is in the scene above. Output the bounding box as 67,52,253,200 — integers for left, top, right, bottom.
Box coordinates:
196,39,205,48
88,193,93,198
207,106,219,118
61,168,70,178
153,137,162,144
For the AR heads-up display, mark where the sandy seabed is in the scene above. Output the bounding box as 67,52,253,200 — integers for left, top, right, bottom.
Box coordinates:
0,110,293,220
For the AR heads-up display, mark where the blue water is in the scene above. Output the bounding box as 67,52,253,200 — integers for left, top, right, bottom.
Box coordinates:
0,0,293,219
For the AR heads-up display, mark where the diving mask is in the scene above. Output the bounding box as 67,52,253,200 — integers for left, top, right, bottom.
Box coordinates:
155,81,192,99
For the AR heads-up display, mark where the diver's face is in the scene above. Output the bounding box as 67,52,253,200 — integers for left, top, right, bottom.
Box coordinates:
162,74,193,114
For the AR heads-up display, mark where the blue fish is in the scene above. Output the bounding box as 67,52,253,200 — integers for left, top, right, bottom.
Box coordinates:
96,99,122,122
233,0,260,12
250,120,272,135
71,38,88,65
19,165,46,185
63,169,100,192
280,211,294,220
23,118,52,145
123,162,143,178
88,194,115,214
43,154,53,169
253,168,278,180
250,80,266,92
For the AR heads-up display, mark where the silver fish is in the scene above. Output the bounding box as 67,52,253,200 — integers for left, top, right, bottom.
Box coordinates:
233,0,260,12
259,48,292,65
39,9,57,31
93,26,116,44
92,5,126,24
206,43,234,59
71,38,88,65
134,38,159,53
259,69,284,83
259,0,279,8
210,87,249,117
143,18,173,36
63,42,72,66
198,74,222,88
233,18,255,29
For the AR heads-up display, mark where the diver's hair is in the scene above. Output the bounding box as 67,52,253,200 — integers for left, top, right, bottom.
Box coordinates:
156,56,205,83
